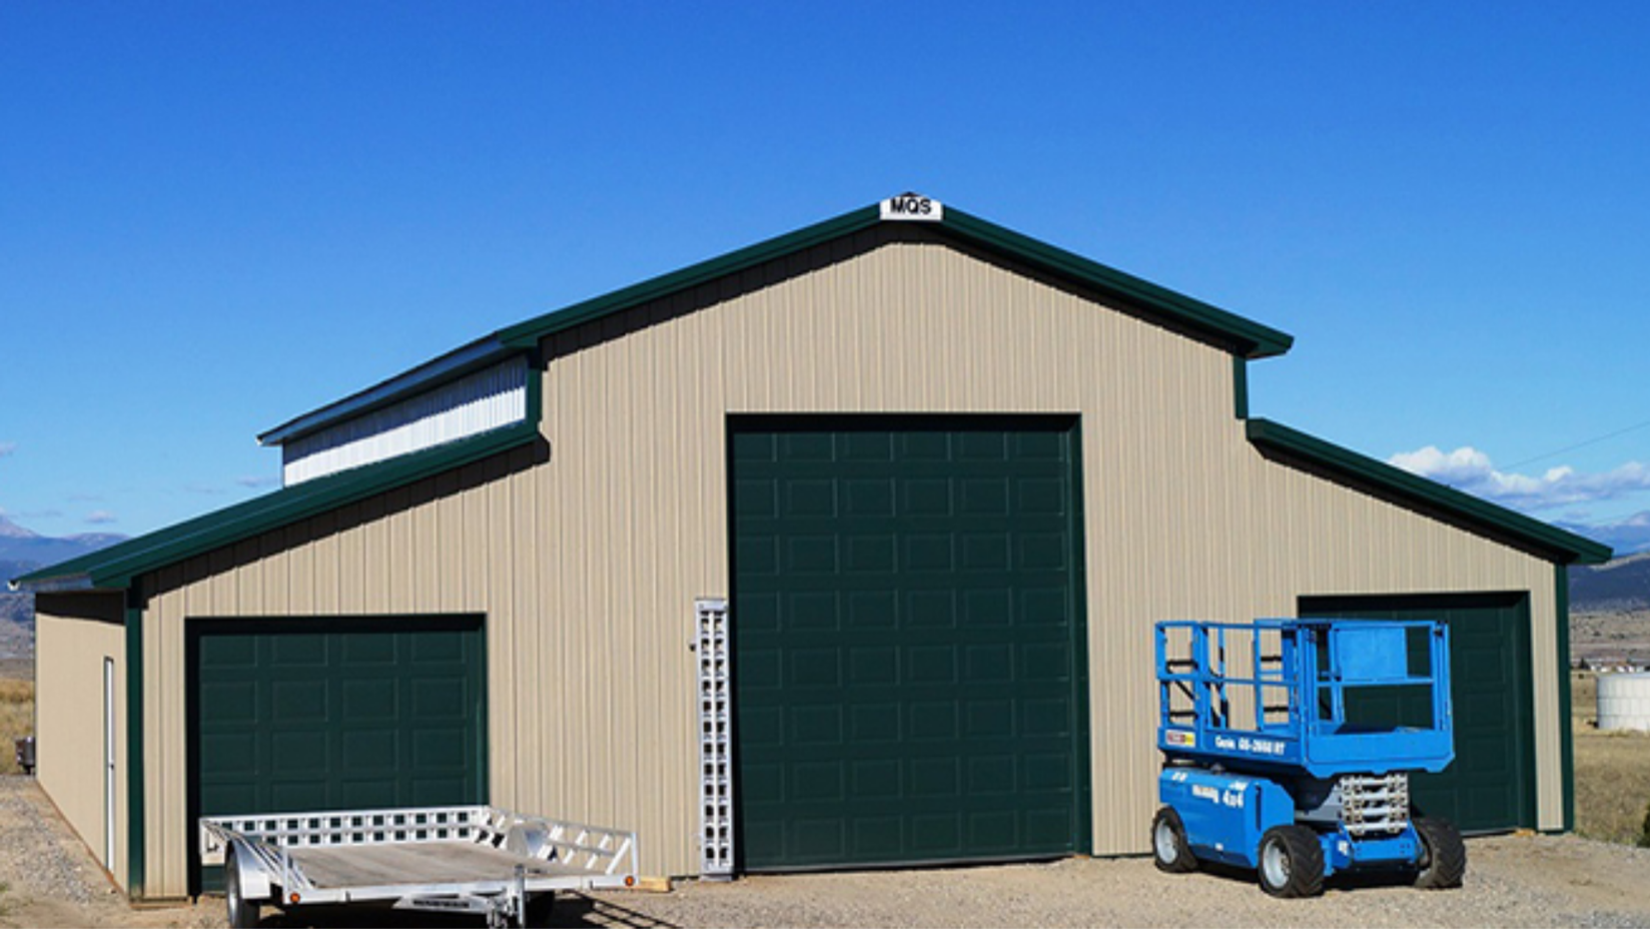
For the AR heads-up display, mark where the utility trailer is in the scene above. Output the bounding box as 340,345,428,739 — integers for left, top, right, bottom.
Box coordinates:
199,805,638,928
1152,618,1466,897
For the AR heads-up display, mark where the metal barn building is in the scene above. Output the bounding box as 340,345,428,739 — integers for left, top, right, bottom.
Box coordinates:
15,195,1609,901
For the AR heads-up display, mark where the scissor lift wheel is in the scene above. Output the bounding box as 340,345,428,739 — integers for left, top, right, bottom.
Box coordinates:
1152,807,1198,874
1257,825,1324,898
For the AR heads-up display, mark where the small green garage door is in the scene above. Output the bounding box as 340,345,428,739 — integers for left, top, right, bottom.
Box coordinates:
188,616,487,888
731,416,1090,870
1298,593,1535,833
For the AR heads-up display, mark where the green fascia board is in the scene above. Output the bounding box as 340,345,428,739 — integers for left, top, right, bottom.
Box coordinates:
938,207,1293,359
12,423,539,592
258,337,519,446
496,205,884,350
1246,418,1613,566
496,199,1294,360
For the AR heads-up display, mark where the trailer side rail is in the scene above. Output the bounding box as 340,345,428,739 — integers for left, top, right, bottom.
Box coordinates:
200,805,638,902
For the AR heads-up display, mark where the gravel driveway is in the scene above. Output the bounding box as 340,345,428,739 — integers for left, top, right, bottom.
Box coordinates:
3,775,1648,928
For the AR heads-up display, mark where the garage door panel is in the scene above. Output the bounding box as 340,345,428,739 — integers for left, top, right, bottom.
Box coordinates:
190,616,485,892
734,417,1088,870
1299,594,1534,833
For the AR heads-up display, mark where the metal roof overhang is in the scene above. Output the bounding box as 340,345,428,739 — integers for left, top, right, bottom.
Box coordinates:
1247,418,1613,566
10,423,540,593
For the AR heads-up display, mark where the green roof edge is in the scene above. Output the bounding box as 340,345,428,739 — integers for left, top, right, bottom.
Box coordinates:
496,204,884,349
12,423,540,591
938,206,1294,359
1247,418,1613,566
497,199,1294,359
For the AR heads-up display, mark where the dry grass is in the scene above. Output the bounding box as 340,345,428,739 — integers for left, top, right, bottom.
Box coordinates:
1572,671,1650,845
0,678,32,777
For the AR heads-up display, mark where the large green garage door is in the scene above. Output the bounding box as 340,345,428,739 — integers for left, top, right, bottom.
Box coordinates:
731,416,1090,870
188,616,487,889
1298,593,1535,833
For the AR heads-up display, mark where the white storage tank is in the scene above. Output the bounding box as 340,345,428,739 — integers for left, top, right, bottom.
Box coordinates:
1597,673,1650,732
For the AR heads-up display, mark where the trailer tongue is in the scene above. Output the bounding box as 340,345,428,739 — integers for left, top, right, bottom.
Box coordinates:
199,805,638,928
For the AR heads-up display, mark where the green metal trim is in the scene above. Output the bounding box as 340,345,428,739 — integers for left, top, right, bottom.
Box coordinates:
1232,355,1249,420
524,351,544,432
1555,564,1576,832
1247,418,1613,566
257,338,519,446
16,423,540,591
1064,419,1095,854
495,200,1294,360
496,205,884,350
938,207,1293,359
124,600,145,898
476,614,492,808
1513,592,1540,830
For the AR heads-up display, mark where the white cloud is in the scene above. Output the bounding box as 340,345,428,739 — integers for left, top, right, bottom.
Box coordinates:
1389,445,1650,512
84,510,118,525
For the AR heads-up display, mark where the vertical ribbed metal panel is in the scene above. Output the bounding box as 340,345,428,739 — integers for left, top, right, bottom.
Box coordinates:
282,359,528,485
131,227,1565,894
34,596,127,884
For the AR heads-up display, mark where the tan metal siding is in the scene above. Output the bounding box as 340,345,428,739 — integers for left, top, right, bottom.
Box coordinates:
35,593,126,885
132,228,1564,894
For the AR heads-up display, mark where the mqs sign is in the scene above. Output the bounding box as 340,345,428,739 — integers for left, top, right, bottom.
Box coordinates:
880,193,943,222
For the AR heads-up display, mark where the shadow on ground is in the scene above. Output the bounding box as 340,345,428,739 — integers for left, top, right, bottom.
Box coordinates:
237,892,679,929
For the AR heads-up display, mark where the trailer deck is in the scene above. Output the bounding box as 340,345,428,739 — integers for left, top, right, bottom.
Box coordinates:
199,804,638,927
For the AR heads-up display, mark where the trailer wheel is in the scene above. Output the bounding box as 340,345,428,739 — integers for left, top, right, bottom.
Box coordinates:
1257,825,1324,898
1412,817,1466,889
224,846,261,929
1151,807,1198,873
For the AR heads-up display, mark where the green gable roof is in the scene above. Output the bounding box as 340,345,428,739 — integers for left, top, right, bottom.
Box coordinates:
266,196,1294,456
17,196,1600,603
1247,418,1612,566
495,199,1296,360
10,423,539,592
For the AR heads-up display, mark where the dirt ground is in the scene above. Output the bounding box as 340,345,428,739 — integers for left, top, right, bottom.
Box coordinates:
2,776,1650,929
1572,610,1650,667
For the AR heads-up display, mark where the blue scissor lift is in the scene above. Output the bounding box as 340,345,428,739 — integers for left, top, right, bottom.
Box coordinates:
1153,618,1466,897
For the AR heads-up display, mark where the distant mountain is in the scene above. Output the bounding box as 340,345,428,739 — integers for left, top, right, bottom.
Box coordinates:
0,518,128,658
1570,552,1650,612
1557,512,1650,560
0,516,126,579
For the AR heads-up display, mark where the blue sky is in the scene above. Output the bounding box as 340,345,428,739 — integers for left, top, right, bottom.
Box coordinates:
4,2,1650,551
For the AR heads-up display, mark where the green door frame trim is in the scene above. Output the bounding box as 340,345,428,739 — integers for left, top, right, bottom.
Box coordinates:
183,614,490,895
1064,421,1095,854
724,413,1094,866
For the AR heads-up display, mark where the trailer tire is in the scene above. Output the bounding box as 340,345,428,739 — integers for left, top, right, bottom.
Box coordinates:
1257,825,1324,898
224,846,261,929
1412,817,1466,890
1151,807,1198,874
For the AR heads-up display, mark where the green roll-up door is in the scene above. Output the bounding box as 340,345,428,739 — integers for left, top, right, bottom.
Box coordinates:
1298,593,1535,833
731,416,1090,870
189,616,487,890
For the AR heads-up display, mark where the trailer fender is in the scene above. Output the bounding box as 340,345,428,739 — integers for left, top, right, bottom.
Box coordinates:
227,839,273,901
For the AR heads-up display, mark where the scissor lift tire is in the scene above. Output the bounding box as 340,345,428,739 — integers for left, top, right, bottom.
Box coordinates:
1257,825,1324,898
1151,807,1198,874
1412,817,1466,890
